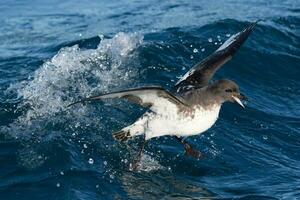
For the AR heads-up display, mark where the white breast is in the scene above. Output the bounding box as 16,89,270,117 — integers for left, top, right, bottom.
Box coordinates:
145,105,221,140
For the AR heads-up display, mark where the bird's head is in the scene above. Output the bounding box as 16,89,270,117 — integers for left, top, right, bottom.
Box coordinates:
210,79,246,108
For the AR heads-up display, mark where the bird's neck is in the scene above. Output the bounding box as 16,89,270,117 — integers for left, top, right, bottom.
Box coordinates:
205,85,226,104
183,87,223,109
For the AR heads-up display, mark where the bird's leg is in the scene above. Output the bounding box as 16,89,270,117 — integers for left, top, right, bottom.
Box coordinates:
130,136,147,171
175,136,203,159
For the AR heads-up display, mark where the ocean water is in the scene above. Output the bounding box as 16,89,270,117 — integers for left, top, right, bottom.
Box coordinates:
0,0,299,199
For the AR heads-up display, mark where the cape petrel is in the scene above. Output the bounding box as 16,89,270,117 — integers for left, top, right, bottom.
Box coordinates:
69,21,257,169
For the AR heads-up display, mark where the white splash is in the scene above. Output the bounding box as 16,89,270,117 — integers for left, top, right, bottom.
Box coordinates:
2,32,143,169
12,32,143,123
130,153,164,172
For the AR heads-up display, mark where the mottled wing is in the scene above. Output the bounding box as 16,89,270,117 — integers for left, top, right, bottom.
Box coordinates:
173,21,258,93
68,86,187,113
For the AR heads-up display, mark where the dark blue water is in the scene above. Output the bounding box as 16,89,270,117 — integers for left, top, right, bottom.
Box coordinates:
0,0,299,199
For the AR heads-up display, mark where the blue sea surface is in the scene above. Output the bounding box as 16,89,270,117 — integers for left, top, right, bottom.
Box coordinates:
0,0,299,199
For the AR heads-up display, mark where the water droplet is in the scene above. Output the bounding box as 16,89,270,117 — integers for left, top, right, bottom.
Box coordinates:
263,135,268,140
88,158,94,164
56,183,60,187
193,48,198,53
190,44,193,47
208,38,213,42
217,35,221,39
226,33,231,37
83,144,88,149
75,122,80,128
103,161,107,166
201,48,205,52
109,174,115,179
60,171,64,175
96,184,99,188
190,55,194,59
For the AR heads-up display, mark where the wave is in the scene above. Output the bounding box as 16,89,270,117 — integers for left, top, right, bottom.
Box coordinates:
7,32,142,124
1,19,299,178
1,32,144,170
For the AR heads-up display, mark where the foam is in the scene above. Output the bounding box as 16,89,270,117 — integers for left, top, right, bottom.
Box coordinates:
2,32,144,168
130,153,165,172
13,32,143,123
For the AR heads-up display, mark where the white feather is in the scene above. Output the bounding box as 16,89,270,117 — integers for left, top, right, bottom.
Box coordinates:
124,104,221,140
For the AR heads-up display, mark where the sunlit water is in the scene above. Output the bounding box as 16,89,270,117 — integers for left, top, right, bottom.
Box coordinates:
0,0,299,199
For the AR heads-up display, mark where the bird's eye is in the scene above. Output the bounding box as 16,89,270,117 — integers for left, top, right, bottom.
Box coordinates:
225,89,233,93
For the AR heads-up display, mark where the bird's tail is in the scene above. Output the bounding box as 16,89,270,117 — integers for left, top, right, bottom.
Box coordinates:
113,117,146,142
113,130,131,142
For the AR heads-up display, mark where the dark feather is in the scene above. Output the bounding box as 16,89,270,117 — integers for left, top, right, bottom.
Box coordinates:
173,21,259,93
68,86,187,109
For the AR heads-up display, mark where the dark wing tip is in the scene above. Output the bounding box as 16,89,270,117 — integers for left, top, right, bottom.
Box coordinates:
253,19,263,25
243,20,261,34
67,99,85,107
172,20,260,93
216,20,259,55
241,19,261,37
67,96,96,108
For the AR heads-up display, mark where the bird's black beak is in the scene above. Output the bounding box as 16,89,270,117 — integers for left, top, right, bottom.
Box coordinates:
232,93,247,109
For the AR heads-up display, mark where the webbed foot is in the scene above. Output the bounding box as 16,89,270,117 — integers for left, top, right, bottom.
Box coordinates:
183,143,203,159
175,136,204,159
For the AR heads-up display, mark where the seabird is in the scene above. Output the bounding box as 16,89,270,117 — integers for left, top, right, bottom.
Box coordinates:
69,21,257,170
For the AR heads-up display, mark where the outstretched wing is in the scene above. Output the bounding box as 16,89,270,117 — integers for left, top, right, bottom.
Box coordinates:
68,86,187,113
173,21,259,93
